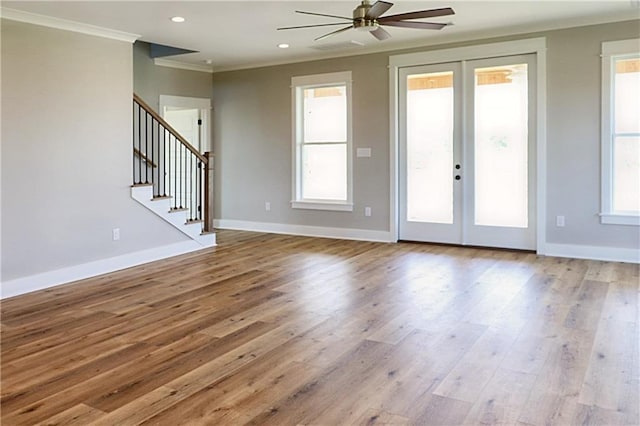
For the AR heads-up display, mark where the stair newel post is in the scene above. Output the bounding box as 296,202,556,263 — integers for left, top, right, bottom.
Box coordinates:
199,158,202,223
204,152,214,233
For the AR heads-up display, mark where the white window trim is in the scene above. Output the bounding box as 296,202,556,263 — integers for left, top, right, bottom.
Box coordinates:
600,38,640,226
290,71,353,212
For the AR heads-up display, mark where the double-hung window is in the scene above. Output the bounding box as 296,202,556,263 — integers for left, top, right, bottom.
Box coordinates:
291,71,353,211
601,39,640,225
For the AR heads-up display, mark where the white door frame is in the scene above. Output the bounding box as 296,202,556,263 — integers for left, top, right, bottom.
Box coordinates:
159,95,212,153
388,37,547,253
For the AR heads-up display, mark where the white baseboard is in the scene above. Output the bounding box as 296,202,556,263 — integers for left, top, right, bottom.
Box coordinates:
214,219,395,243
214,220,639,263
1,240,210,299
541,242,639,264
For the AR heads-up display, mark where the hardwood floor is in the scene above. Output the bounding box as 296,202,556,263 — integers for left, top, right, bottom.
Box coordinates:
1,230,638,425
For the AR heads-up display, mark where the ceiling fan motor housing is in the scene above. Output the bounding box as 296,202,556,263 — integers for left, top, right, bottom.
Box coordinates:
353,0,378,30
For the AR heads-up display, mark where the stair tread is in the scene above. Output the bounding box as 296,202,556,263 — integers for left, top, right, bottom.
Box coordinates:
185,219,204,225
131,183,153,187
169,207,189,213
152,196,172,201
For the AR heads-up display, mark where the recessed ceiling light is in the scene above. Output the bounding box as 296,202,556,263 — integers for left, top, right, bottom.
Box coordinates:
171,16,185,23
205,59,213,65
278,43,290,49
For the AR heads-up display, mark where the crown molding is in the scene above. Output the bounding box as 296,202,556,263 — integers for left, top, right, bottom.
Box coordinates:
153,58,214,74
0,7,140,43
211,14,638,73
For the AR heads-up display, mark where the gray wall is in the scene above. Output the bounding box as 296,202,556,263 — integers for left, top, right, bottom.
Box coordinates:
212,20,640,249
545,22,639,248
1,20,189,282
212,54,390,231
133,41,213,115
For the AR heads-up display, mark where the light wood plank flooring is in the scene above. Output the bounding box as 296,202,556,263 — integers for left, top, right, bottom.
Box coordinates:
1,230,638,425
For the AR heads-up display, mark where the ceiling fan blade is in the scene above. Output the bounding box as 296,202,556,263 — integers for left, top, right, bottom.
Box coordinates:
370,26,391,40
381,21,448,30
295,10,353,21
315,25,354,42
278,22,354,31
378,7,454,22
365,1,393,20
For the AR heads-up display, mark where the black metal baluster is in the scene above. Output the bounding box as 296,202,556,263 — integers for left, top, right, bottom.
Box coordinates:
196,159,199,221
183,145,191,213
132,101,135,185
186,153,190,221
156,120,160,196
151,118,156,195
145,112,149,184
199,160,203,222
137,103,142,184
183,146,187,211
192,156,196,221
179,142,183,209
155,120,159,196
179,139,182,209
189,154,194,221
174,136,178,210
162,126,166,196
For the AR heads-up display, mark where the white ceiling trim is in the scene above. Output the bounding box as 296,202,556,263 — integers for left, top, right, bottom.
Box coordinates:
154,58,214,74
0,7,140,43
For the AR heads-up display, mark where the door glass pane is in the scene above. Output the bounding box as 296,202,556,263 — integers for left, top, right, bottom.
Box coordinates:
302,144,347,200
613,136,640,212
303,86,347,142
474,64,528,228
406,71,454,223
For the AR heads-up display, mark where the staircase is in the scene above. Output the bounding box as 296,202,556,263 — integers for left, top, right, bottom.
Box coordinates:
131,94,215,247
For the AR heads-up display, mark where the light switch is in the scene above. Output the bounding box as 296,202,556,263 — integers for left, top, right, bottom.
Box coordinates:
356,148,371,158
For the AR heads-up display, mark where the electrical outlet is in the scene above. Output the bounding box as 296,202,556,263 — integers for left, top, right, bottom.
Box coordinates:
265,201,271,212
556,215,565,227
112,228,120,241
365,207,372,217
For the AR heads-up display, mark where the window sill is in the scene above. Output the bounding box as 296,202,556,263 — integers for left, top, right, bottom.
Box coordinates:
600,213,640,226
291,200,353,212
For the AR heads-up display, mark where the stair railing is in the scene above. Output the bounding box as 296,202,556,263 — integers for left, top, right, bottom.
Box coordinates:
132,93,211,233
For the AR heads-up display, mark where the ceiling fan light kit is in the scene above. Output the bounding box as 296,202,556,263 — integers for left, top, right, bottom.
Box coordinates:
277,0,454,42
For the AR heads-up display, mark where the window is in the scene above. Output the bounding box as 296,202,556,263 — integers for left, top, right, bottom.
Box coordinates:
601,39,640,225
291,71,353,211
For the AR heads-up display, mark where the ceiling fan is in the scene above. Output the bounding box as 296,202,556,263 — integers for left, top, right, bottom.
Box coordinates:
277,0,455,42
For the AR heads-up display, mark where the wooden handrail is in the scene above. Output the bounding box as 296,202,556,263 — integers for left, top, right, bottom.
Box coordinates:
133,93,207,163
133,147,158,168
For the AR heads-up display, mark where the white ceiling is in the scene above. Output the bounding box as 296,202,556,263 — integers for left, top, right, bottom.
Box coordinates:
2,1,639,71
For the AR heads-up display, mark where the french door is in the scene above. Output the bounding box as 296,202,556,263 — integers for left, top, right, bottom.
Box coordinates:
399,54,536,250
